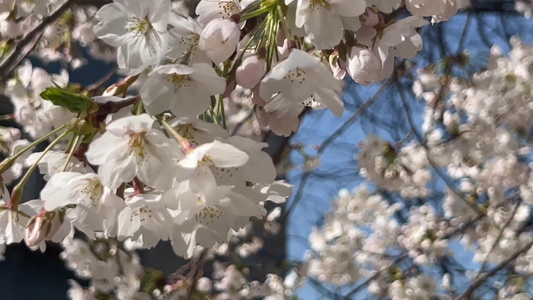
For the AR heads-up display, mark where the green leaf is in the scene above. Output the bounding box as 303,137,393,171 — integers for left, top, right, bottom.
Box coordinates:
40,87,93,113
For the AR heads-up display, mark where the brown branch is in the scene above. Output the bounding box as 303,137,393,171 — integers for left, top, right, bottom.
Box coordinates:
397,82,486,218
72,0,112,7
230,110,254,136
343,254,409,299
95,95,140,115
281,81,390,221
456,239,533,300
474,199,521,281
0,0,117,82
0,0,72,81
86,66,117,93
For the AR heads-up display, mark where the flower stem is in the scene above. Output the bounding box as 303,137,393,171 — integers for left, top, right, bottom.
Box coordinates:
0,124,67,175
62,132,81,172
10,129,70,210
218,94,227,129
160,118,194,153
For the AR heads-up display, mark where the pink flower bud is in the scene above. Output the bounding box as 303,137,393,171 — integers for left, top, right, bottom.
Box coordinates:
25,211,63,247
236,56,267,88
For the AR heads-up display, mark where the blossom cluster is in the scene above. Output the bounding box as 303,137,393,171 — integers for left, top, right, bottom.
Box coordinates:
0,0,469,298
0,0,463,255
60,235,300,299
357,135,432,198
516,0,533,18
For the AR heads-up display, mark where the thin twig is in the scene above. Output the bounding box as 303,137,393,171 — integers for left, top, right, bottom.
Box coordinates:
473,199,521,280
86,66,117,93
317,81,390,156
0,0,73,81
230,110,255,136
343,254,408,299
281,82,390,221
397,83,486,217
72,0,112,6
456,239,533,300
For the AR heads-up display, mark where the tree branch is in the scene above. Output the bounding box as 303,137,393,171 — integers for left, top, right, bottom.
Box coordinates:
0,0,73,81
456,239,533,300
72,0,112,7
281,81,390,221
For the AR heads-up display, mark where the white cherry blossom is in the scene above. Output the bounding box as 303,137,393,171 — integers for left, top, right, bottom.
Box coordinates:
94,0,171,74
86,114,182,189
347,46,385,84
140,63,226,118
167,15,209,63
377,17,428,75
260,49,344,118
287,0,366,49
117,191,172,249
196,0,241,25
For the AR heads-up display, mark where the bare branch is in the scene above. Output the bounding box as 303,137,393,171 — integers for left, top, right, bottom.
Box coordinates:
282,81,390,221
343,254,409,299
72,0,112,7
0,0,72,81
456,239,533,300
474,199,521,280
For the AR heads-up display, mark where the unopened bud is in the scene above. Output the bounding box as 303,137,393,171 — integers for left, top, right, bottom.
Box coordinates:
25,211,63,247
236,56,267,89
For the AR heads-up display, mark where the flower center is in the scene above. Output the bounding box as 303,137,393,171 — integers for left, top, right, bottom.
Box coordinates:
130,206,153,223
310,0,331,10
126,16,151,35
217,1,239,18
129,132,147,161
284,67,307,85
197,206,222,225
302,94,318,107
78,178,104,208
178,124,198,146
167,74,192,91
186,35,200,54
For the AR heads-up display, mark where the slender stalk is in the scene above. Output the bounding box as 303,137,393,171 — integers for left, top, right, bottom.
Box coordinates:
209,96,220,125
160,118,193,153
135,101,144,115
277,5,292,42
10,129,70,210
0,124,67,174
62,133,81,172
241,5,272,21
219,95,227,129
0,0,73,80
456,239,533,299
